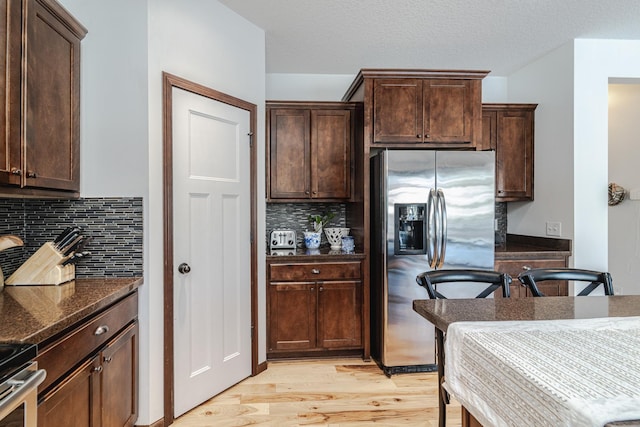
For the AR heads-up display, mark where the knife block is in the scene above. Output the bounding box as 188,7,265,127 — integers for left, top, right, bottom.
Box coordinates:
5,242,75,286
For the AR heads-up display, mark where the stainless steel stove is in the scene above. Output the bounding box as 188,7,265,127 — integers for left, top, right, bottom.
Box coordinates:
0,343,45,427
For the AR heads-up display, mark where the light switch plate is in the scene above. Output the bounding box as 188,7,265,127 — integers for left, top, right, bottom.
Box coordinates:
546,221,561,237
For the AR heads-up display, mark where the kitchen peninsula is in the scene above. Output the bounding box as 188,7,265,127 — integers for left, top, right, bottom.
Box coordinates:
413,296,640,427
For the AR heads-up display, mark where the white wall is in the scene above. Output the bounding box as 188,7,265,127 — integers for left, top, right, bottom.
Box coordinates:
59,0,149,197
573,40,640,276
57,1,266,425
504,42,575,244
147,1,266,424
608,84,640,295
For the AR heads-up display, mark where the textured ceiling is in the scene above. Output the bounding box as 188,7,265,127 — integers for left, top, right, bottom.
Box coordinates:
218,0,640,76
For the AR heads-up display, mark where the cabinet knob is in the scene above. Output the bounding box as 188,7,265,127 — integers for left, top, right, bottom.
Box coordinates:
26,171,37,178
305,191,310,195
10,168,21,176
311,268,320,274
310,287,314,291
522,265,532,271
94,325,110,335
425,134,430,138
92,365,103,373
417,134,422,138
103,356,113,363
319,286,324,291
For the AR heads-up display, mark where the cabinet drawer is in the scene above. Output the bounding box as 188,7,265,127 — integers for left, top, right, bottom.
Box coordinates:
36,292,138,392
270,262,361,281
495,259,566,279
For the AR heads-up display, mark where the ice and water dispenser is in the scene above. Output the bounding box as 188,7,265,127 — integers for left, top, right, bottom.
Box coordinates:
394,203,427,255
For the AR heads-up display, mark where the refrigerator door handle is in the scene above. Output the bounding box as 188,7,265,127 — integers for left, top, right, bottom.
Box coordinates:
436,189,447,268
427,188,438,269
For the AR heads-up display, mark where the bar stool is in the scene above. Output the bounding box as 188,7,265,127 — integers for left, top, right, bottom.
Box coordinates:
416,269,512,427
518,268,614,297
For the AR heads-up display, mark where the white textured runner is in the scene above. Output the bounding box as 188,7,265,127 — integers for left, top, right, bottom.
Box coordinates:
444,316,640,427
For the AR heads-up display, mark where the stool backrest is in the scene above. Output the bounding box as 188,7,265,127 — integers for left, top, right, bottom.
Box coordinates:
518,268,614,297
416,269,511,299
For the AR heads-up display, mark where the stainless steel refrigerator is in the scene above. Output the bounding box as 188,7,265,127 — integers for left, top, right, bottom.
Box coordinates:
371,149,495,375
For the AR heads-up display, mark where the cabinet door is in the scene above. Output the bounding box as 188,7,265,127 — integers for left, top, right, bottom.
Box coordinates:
101,322,138,427
311,109,351,199
268,282,317,351
317,281,362,349
38,356,101,427
482,110,497,151
269,108,311,198
373,79,423,143
495,109,534,201
424,79,474,145
495,258,567,298
24,0,82,191
0,0,22,186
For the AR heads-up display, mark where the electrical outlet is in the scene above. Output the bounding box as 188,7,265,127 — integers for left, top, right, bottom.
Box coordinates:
546,221,561,237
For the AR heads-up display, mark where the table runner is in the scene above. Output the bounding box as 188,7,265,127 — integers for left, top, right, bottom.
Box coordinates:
444,316,640,427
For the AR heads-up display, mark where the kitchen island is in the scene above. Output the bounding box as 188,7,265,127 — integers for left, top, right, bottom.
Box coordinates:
413,296,640,427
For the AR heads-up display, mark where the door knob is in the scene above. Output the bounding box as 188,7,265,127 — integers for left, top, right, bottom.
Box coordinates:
178,263,191,274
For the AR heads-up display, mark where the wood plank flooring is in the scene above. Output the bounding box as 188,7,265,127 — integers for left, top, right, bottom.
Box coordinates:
172,358,462,426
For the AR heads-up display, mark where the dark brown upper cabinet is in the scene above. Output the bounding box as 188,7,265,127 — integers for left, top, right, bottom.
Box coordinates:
483,104,537,201
267,101,358,201
1,0,87,197
343,69,489,150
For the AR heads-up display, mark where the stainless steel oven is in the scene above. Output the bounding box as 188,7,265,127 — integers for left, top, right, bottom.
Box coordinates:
0,344,45,427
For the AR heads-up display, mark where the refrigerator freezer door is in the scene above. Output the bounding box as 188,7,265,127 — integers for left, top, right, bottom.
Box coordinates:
383,150,437,368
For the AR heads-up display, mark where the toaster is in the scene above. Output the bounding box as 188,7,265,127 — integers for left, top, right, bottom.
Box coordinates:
270,229,297,250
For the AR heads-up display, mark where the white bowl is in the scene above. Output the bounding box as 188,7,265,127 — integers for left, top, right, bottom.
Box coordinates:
324,228,344,250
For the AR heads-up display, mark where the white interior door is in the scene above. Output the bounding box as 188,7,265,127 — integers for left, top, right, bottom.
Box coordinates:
172,87,251,417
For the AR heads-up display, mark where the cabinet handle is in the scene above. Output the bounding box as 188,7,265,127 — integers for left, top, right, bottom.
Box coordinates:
103,356,113,363
10,168,21,176
26,171,37,178
92,365,103,373
311,268,320,274
94,325,110,335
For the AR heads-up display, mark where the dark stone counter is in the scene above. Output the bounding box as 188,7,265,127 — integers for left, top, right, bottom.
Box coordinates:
267,246,365,262
413,295,640,333
0,277,142,344
495,233,572,259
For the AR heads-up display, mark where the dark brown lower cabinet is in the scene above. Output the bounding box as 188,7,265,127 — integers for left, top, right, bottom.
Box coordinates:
36,292,138,427
267,260,363,358
495,257,568,298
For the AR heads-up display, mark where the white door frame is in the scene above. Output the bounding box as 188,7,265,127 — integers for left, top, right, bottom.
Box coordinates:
162,72,260,425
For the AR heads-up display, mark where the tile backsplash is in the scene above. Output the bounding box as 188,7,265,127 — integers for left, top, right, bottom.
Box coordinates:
0,197,143,278
266,203,347,248
266,201,508,248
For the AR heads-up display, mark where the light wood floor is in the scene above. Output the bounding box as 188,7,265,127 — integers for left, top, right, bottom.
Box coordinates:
172,358,462,426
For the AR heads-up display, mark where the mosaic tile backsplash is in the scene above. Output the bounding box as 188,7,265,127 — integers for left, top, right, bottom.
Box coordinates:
0,198,143,278
266,203,348,248
266,202,508,248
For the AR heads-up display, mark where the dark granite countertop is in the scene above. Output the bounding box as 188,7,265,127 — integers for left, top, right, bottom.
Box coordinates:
495,234,572,259
413,295,640,332
0,277,142,344
267,247,366,262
